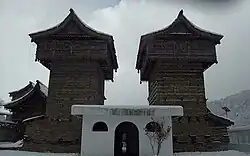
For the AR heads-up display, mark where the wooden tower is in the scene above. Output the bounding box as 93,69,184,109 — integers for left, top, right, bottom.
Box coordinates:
23,9,118,152
136,10,233,152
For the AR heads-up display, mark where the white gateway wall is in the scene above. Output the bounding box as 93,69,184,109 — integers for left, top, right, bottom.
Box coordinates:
81,115,173,156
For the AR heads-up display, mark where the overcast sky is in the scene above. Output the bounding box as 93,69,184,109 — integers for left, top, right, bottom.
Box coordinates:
0,0,249,105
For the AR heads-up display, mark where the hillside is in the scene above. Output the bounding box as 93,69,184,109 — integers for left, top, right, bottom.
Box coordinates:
207,90,250,127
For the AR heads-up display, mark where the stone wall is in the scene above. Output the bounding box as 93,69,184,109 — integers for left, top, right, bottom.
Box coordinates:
23,59,105,152
22,117,81,153
0,122,24,142
148,61,207,116
148,61,229,152
172,116,230,152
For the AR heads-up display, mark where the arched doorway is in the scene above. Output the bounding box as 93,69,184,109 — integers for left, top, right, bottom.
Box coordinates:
114,121,139,156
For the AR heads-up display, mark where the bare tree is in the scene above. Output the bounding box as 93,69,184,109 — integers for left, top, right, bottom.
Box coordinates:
0,99,4,105
144,117,171,156
221,106,231,117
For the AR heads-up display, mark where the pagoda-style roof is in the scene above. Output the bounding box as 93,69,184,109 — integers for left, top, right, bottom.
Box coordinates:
206,108,234,127
4,80,48,109
136,10,223,70
9,81,35,100
29,8,118,71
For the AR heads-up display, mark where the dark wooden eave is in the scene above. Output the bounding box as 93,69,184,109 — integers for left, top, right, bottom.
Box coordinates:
8,81,35,98
4,81,48,109
136,9,223,70
206,108,234,127
29,8,118,71
0,120,17,128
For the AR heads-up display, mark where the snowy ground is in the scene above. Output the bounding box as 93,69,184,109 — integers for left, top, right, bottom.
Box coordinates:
0,150,79,156
175,150,250,156
0,150,249,156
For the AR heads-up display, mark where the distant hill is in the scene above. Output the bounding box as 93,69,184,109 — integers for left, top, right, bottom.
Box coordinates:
207,90,250,127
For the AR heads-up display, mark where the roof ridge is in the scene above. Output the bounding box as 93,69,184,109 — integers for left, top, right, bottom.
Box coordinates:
22,115,45,122
8,81,35,95
140,9,223,41
35,80,48,97
29,8,113,40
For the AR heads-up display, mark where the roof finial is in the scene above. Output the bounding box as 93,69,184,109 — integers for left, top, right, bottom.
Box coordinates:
178,9,184,17
69,8,74,13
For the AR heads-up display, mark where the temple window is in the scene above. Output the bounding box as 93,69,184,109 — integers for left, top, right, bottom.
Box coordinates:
92,121,108,132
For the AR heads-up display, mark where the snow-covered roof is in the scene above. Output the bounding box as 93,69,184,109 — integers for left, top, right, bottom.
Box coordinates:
207,108,234,126
140,10,223,43
22,115,45,122
0,120,16,124
4,80,48,108
0,139,23,149
0,120,18,129
29,8,118,71
136,9,223,70
5,89,34,107
228,125,250,132
8,81,35,96
29,8,113,41
72,105,183,117
0,107,12,115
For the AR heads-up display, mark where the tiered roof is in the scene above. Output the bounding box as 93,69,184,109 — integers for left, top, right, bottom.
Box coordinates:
4,80,48,109
29,8,118,71
136,10,223,70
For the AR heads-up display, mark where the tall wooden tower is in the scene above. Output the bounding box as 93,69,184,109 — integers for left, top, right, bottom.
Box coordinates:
23,9,118,152
136,10,233,152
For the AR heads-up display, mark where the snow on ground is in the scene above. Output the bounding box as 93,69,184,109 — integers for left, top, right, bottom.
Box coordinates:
174,150,250,156
0,150,248,156
0,150,79,156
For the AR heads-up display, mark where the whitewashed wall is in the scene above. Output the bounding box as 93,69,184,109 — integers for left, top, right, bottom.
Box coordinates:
81,115,173,156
